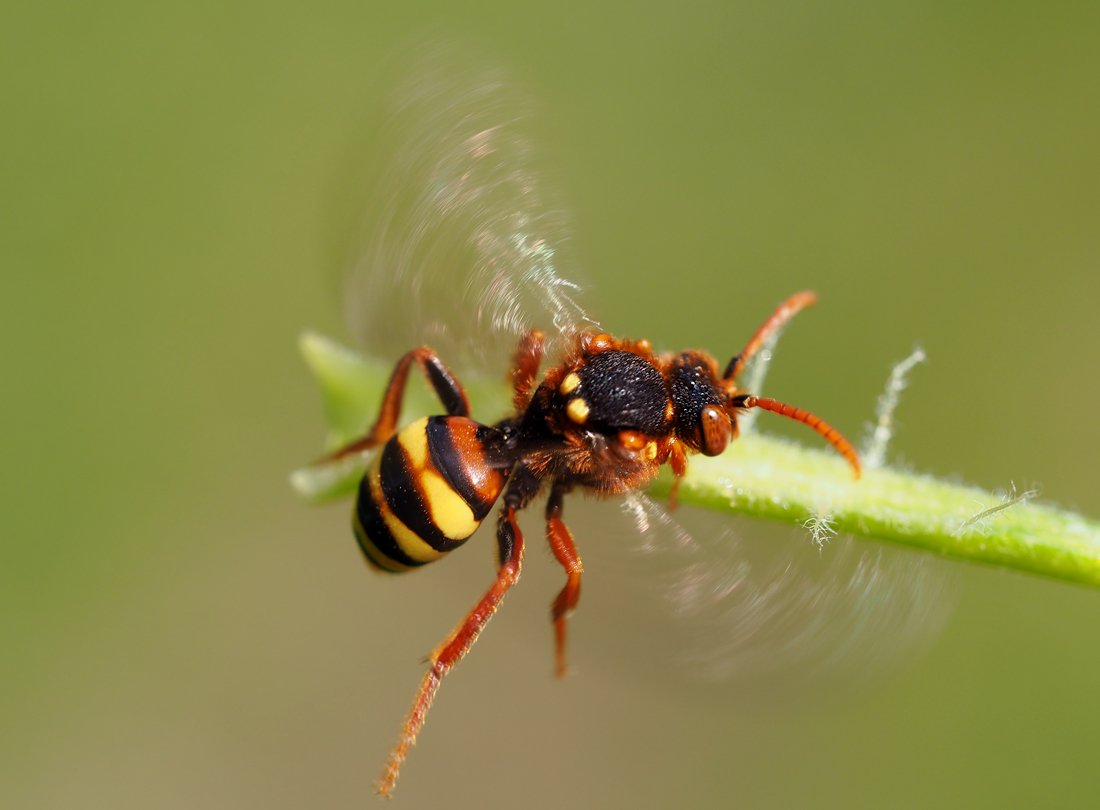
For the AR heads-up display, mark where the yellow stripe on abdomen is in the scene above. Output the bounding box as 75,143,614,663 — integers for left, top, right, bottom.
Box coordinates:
420,468,479,541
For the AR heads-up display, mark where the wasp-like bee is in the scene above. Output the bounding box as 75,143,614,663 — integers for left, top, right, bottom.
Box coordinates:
305,54,861,796
321,294,860,795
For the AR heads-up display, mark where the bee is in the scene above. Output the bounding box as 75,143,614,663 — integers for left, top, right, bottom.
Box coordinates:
307,54,861,797
322,303,860,795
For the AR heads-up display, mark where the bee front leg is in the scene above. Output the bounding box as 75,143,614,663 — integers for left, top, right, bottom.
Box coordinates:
666,438,689,510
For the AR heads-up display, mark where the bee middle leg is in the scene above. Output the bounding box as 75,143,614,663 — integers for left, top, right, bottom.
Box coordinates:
546,480,583,678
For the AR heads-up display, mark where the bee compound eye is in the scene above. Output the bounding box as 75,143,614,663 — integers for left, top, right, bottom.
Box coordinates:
699,405,732,456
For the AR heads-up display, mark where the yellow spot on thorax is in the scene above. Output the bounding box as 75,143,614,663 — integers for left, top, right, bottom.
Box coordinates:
559,372,581,395
566,398,589,424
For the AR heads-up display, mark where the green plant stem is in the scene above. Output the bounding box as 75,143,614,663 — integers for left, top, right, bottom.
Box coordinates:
292,332,1100,589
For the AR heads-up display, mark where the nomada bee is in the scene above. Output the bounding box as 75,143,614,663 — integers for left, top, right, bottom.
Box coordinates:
317,292,861,795
304,58,861,797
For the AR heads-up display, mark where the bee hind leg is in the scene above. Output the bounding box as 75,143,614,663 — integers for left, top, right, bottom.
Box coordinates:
318,347,470,464
376,476,534,796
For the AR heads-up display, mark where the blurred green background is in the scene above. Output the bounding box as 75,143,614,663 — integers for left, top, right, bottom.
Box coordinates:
4,2,1100,808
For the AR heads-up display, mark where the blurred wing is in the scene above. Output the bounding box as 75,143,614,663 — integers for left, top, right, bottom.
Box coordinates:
598,346,951,684
343,50,595,375
616,492,954,684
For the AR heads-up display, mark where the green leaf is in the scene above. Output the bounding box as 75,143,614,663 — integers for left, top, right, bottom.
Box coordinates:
291,332,1100,589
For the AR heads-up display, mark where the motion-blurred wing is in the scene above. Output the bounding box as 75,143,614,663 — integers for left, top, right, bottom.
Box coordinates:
608,344,951,684
343,50,594,376
615,492,953,684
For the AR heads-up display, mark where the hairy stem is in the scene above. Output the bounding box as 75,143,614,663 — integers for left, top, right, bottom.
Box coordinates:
291,332,1100,589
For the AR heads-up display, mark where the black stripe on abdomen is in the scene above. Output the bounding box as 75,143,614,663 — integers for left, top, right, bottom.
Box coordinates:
354,475,424,571
425,418,498,521
379,439,463,552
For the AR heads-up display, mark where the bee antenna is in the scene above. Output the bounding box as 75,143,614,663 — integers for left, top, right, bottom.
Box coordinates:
723,290,818,380
732,394,861,479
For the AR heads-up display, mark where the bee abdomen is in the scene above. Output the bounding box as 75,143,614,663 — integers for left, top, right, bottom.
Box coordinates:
353,416,509,573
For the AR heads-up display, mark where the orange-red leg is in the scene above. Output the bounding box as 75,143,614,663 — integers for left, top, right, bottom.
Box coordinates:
319,347,469,463
724,290,818,380
546,483,583,678
376,504,526,797
666,439,689,510
511,329,545,411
